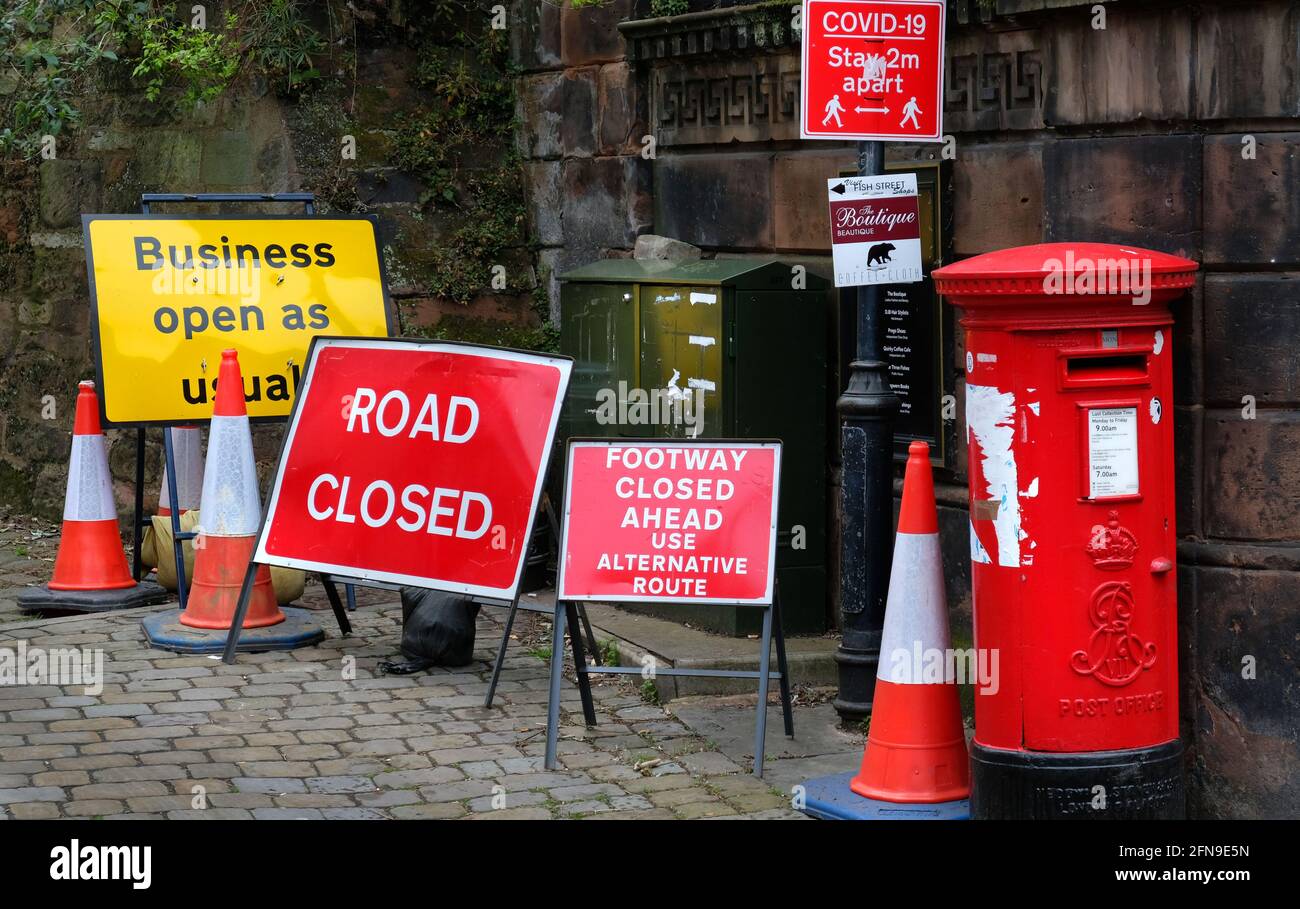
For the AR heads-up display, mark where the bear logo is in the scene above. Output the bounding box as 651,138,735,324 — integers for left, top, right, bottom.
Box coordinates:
867,242,896,266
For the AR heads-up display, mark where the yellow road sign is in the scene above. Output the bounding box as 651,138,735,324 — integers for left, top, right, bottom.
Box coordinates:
83,215,395,425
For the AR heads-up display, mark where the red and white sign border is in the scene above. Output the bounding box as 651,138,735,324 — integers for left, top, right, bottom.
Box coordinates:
799,0,947,143
557,438,783,607
253,335,572,601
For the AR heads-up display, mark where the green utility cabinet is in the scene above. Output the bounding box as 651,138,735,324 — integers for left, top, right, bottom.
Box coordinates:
557,259,830,635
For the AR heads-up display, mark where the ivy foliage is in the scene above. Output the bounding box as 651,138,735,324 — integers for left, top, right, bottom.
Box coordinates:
0,1,119,157
571,0,688,14
115,8,240,105
392,27,515,206
391,15,530,306
650,0,689,16
0,0,325,159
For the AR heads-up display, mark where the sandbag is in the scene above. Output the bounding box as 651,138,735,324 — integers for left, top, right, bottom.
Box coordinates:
380,587,481,674
145,511,201,586
147,509,305,605
268,565,306,606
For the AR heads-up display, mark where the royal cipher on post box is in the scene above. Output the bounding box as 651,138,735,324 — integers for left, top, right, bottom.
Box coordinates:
933,243,1198,820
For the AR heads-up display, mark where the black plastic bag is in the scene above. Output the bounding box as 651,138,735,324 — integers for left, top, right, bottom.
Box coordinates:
379,587,482,675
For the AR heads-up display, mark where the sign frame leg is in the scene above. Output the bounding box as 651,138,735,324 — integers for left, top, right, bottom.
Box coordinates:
162,427,189,612
753,605,775,778
574,603,601,667
564,600,597,727
484,592,522,709
542,493,601,665
543,600,568,770
219,559,260,664
132,428,146,581
320,575,353,636
772,585,795,738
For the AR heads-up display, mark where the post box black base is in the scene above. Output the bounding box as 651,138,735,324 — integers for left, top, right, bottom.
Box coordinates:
971,739,1185,819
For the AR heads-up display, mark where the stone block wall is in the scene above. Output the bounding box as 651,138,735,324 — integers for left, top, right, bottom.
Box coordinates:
511,0,1300,817
0,7,541,520
513,0,652,320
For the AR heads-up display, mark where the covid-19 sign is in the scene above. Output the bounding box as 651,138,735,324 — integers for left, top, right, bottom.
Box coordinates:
82,215,394,426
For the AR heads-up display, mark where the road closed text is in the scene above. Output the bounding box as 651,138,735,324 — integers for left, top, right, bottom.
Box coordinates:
305,388,492,538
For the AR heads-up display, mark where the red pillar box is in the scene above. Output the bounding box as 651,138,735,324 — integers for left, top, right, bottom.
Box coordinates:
933,243,1197,819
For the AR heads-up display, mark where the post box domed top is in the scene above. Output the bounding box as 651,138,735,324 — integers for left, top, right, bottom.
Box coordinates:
933,242,1198,307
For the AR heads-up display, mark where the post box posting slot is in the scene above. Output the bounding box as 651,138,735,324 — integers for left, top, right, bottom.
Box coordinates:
1060,348,1150,390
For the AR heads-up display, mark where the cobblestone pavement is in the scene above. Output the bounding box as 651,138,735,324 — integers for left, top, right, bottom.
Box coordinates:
0,582,805,820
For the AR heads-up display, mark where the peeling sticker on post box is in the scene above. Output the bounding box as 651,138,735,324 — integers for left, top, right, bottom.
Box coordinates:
690,292,717,305
1087,407,1139,498
966,384,1022,568
972,500,1000,520
970,520,991,564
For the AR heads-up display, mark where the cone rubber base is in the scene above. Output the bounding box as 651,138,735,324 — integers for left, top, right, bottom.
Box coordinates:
797,772,970,821
17,580,169,615
143,607,325,654
49,520,137,591
970,739,1185,820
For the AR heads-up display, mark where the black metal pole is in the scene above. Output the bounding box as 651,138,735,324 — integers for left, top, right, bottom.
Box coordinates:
834,140,899,724
162,428,188,611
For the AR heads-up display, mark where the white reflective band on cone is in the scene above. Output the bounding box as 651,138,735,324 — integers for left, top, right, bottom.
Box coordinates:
877,532,953,684
63,433,116,522
160,428,205,511
199,415,261,536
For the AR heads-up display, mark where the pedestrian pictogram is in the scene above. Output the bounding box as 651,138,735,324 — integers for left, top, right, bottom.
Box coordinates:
800,0,946,142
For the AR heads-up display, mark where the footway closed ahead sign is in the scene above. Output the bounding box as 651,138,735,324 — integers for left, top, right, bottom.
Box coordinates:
558,440,781,605
255,338,572,600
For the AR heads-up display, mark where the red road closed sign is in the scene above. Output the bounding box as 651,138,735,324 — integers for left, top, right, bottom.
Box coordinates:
255,337,571,599
558,440,781,605
800,0,946,142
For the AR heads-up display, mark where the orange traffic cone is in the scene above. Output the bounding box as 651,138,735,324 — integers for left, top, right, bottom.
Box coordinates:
49,382,134,591
17,382,167,613
178,350,283,630
850,440,970,804
158,425,204,516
